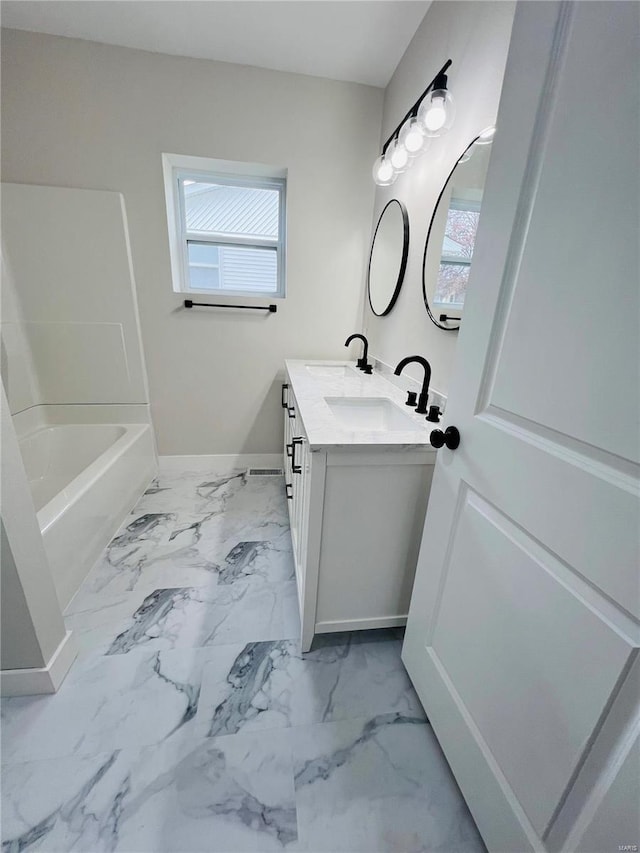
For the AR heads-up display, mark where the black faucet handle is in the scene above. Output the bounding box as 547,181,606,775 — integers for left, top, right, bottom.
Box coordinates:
362,365,373,375
405,391,418,407
426,405,441,422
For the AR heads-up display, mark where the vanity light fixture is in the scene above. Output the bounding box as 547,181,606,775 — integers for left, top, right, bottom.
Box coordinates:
372,59,454,187
399,117,428,156
389,138,410,172
371,155,395,186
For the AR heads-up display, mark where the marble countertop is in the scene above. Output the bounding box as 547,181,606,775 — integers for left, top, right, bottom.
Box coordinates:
285,359,440,452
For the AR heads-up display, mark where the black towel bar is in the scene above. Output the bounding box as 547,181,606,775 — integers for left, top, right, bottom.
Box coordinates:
184,300,277,313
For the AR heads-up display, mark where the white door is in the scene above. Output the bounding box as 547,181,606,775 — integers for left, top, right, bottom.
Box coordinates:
402,3,640,852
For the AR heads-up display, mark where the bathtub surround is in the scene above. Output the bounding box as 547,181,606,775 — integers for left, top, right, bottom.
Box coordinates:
364,1,515,394
1,183,150,414
0,27,384,455
12,403,154,432
1,463,485,851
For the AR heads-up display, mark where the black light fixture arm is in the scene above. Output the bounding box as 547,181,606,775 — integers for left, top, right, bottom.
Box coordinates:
380,59,452,157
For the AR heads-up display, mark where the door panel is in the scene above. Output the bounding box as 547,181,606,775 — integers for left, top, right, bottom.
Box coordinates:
467,417,639,617
431,486,634,835
402,3,640,850
566,732,640,853
487,3,639,465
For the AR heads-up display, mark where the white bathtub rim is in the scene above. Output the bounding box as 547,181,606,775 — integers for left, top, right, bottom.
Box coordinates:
0,630,78,696
12,403,153,438
37,423,151,534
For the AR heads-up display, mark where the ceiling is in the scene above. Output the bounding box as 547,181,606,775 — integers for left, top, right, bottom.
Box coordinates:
0,1,431,88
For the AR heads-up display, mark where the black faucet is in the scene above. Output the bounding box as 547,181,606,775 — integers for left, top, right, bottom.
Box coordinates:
394,355,432,415
345,334,372,373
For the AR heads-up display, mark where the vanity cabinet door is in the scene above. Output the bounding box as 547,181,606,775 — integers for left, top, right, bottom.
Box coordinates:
294,435,311,575
284,387,310,614
291,408,308,566
283,383,293,481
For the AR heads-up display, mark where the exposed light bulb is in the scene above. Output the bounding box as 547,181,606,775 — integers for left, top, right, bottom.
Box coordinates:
389,139,409,172
372,155,396,186
424,95,446,131
418,87,455,138
399,117,427,156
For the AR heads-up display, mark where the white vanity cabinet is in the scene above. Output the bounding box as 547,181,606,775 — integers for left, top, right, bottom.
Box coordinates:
282,364,436,652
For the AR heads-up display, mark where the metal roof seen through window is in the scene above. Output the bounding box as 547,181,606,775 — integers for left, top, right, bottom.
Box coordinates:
184,184,279,238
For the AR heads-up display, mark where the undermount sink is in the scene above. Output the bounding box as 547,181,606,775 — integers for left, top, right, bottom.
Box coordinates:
324,397,421,432
305,364,357,378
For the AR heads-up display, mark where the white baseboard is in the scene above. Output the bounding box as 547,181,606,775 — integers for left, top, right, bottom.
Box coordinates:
1,630,78,697
159,453,283,474
314,615,408,634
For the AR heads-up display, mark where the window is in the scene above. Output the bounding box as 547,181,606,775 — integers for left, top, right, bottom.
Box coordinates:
162,154,287,298
433,201,480,310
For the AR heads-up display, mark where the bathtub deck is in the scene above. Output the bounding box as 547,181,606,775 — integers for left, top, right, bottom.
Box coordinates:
1,465,485,853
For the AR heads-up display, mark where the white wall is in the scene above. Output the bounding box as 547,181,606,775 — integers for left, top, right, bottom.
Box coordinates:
1,522,44,670
2,184,149,414
1,28,383,454
0,383,67,673
364,1,515,394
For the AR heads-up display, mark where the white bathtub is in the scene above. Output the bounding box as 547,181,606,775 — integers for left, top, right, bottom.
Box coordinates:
19,422,157,609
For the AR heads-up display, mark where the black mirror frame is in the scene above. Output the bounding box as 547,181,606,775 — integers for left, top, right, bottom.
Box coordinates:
367,198,410,317
422,134,483,332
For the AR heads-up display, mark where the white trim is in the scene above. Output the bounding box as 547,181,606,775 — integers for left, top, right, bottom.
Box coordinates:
1,630,77,697
300,448,327,652
161,152,287,299
118,194,153,406
315,615,408,634
159,453,283,474
162,153,287,181
179,172,285,298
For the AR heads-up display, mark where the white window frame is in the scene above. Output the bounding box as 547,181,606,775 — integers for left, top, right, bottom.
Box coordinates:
162,153,287,299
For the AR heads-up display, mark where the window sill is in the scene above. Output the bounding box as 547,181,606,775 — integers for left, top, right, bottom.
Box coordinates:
178,290,285,301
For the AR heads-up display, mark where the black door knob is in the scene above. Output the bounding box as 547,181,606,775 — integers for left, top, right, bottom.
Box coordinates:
430,426,460,450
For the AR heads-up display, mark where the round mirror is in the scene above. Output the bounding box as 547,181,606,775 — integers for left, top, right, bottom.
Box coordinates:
422,130,495,330
367,199,409,317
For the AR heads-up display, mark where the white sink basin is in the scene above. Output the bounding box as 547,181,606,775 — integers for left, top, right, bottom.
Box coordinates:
306,364,357,378
324,397,421,432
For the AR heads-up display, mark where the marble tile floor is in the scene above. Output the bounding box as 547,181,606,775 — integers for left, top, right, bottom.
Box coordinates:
1,466,486,852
